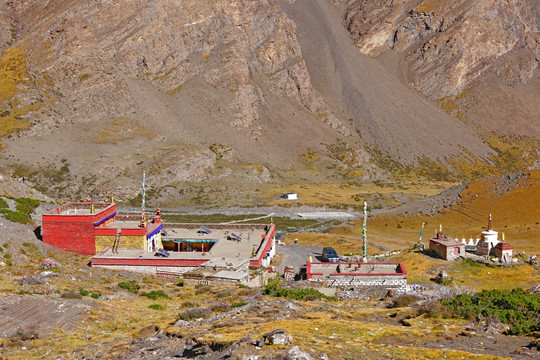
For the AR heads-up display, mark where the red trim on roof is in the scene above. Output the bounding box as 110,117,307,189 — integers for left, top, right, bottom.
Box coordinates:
250,224,275,266
91,257,208,267
495,242,512,250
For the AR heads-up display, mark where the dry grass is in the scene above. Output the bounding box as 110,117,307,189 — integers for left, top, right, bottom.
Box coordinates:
255,181,455,208
91,117,157,144
313,170,540,257
183,303,503,359
0,46,43,147
416,0,447,13
390,251,539,290
0,47,29,103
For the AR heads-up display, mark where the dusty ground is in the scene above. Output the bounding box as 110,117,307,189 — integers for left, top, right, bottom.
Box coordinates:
0,296,92,339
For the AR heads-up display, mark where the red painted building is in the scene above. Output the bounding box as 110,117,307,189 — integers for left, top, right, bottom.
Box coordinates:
42,202,116,255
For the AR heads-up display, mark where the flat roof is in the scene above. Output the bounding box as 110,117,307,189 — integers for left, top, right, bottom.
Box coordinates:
94,223,272,261
44,202,113,216
163,227,264,259
430,238,464,247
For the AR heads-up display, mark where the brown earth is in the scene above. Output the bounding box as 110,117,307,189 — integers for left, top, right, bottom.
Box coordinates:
335,0,540,137
0,296,93,339
1,0,537,203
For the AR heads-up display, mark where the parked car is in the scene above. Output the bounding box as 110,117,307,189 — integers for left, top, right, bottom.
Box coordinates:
322,247,339,262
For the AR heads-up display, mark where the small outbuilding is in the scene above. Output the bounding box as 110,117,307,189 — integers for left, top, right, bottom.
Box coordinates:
282,192,298,200
429,230,465,261
494,242,513,263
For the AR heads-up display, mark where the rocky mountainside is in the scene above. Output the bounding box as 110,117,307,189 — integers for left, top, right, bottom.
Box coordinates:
337,0,540,136
0,0,538,202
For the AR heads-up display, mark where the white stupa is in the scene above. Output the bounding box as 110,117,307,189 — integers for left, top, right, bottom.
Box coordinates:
475,214,500,256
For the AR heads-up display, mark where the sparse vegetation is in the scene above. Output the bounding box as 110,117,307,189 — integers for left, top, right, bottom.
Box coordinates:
439,288,540,335
388,294,421,308
210,303,230,312
118,280,140,294
231,301,248,308
0,197,40,224
195,285,212,294
140,290,169,300
177,307,209,321
263,278,337,301
60,290,82,299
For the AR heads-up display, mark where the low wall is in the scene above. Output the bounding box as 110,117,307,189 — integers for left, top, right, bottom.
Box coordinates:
307,262,407,292
92,264,196,276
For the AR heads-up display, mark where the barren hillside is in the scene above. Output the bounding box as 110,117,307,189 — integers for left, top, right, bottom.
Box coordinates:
336,0,540,137
0,0,538,202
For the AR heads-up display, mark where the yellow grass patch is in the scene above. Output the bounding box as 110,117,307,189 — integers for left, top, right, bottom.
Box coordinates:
166,84,182,95
91,117,157,144
416,0,446,13
0,47,29,102
362,170,540,254
256,181,455,208
0,46,42,147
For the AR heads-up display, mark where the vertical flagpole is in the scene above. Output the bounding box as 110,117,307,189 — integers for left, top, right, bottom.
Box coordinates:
362,201,367,263
142,171,146,221
419,222,426,243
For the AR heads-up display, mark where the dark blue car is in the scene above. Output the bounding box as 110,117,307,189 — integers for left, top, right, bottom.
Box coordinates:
322,247,339,262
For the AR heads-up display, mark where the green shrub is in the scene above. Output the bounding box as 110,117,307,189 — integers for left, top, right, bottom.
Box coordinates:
177,279,184,287
140,290,169,300
177,307,209,321
148,304,163,311
439,288,540,335
231,301,248,308
79,289,89,297
61,291,82,299
118,281,140,293
3,243,8,248
4,253,11,259
0,197,40,224
263,278,337,301
90,292,101,299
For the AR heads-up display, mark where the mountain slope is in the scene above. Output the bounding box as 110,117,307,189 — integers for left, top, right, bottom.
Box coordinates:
0,0,537,202
336,0,540,138
280,0,492,164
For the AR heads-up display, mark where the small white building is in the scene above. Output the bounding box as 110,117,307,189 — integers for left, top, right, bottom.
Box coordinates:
476,215,500,256
282,192,298,200
494,242,513,263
